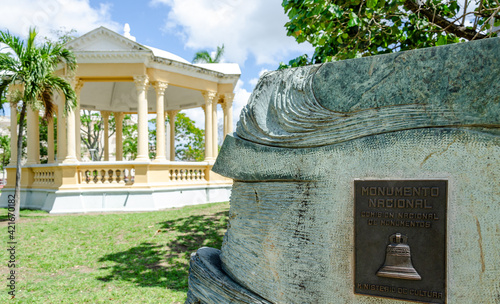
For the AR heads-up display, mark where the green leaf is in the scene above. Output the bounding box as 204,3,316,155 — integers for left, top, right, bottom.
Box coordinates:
367,0,378,9
328,4,343,18
436,35,447,46
348,13,360,27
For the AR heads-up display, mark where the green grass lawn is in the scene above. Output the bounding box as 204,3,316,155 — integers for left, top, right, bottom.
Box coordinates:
0,202,229,303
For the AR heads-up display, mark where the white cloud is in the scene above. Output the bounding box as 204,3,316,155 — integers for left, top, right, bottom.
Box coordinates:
249,68,270,87
249,78,259,88
0,0,120,40
150,0,313,66
232,79,252,128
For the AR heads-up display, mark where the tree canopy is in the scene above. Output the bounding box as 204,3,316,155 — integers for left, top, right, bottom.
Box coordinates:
280,0,500,67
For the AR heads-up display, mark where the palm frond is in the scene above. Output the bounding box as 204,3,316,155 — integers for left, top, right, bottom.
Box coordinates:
0,81,10,112
213,44,225,63
192,44,225,63
26,27,38,55
0,53,20,74
40,85,55,120
39,42,77,72
51,44,77,72
0,30,25,58
44,74,76,115
192,51,213,63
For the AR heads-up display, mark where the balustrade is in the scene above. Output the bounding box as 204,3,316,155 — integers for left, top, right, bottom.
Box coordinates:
13,162,217,190
80,167,135,185
32,168,56,185
169,167,206,182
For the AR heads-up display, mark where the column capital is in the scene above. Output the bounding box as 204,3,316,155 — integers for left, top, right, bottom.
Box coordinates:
152,81,169,96
166,110,180,118
74,80,84,95
63,76,83,89
62,77,84,106
133,75,149,91
101,111,111,118
222,93,235,102
222,93,235,111
62,75,75,84
113,112,124,121
202,90,217,105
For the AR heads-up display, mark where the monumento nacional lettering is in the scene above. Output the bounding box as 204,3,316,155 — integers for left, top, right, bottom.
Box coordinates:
355,180,447,303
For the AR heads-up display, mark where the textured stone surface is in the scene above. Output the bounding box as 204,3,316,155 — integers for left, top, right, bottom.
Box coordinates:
186,247,272,304
187,38,500,304
214,129,499,303
237,38,499,148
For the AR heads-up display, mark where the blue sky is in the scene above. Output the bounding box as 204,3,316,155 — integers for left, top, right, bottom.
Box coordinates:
0,0,314,127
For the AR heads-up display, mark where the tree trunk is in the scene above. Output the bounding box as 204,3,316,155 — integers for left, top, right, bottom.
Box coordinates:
14,102,27,220
403,0,487,40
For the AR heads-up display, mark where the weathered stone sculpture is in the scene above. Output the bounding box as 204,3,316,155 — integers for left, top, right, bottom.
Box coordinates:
186,38,499,303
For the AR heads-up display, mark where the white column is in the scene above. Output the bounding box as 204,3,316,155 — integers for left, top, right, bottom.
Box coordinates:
57,101,67,163
114,112,124,161
165,121,170,160
167,110,179,162
133,75,150,161
35,114,40,162
223,105,227,136
63,78,79,163
74,81,83,161
47,117,55,163
202,91,216,161
75,105,81,160
63,105,77,163
223,93,234,138
153,81,168,162
26,108,39,165
212,95,219,158
9,103,17,166
101,111,110,161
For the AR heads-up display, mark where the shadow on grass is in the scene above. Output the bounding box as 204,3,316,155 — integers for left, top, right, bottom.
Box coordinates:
96,211,228,290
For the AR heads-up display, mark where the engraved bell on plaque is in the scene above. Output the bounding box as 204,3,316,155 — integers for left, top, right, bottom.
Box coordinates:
376,233,421,280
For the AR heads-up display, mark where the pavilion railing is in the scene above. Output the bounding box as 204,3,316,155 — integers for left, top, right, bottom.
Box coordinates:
168,164,206,182
80,167,135,185
32,167,56,186
4,161,229,190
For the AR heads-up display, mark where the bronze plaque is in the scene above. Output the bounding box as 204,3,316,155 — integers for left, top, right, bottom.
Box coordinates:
354,180,447,303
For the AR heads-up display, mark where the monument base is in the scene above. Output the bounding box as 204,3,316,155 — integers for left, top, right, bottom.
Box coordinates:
186,247,271,304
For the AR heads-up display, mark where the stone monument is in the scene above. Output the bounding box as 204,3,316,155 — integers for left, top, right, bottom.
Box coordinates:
186,37,499,303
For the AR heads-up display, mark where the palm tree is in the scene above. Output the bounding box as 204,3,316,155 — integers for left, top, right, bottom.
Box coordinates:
192,44,225,63
0,28,77,219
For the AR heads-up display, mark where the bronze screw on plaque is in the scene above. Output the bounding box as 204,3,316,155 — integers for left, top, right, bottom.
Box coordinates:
376,233,422,280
